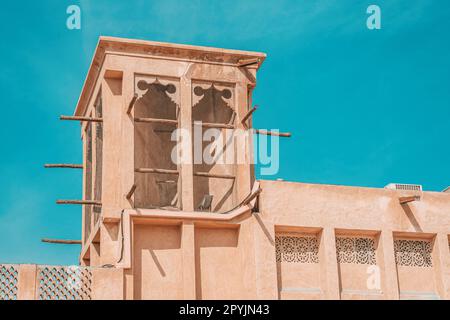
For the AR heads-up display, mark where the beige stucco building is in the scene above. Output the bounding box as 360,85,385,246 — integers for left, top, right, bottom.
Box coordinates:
1,37,449,300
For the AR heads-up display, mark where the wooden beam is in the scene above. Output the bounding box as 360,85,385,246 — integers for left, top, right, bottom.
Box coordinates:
154,128,175,133
42,238,82,245
125,184,137,200
134,117,178,125
254,129,291,137
237,58,261,67
126,93,138,114
241,105,258,128
56,200,102,206
135,168,179,175
156,180,177,184
241,188,262,206
228,111,236,126
60,115,103,122
197,122,235,129
399,196,419,204
44,164,83,169
194,172,235,179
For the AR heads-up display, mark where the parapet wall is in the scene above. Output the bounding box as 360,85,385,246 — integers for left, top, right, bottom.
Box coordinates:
3,180,450,300
256,180,450,300
0,264,123,300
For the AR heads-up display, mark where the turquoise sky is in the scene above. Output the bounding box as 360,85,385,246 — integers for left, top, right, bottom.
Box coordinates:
0,0,449,265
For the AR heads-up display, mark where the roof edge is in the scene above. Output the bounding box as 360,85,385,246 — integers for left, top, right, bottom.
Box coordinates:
74,36,267,116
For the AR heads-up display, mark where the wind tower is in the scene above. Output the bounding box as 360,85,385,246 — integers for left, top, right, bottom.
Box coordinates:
47,37,273,273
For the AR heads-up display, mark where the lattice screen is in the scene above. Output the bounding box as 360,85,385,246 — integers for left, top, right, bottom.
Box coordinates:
0,264,19,300
335,236,377,265
275,235,319,263
394,239,433,268
37,266,92,300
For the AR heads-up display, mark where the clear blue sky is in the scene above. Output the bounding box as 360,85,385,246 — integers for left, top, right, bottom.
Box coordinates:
0,0,449,265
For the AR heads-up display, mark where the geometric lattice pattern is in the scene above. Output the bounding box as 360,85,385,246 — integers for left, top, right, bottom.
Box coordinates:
37,266,92,300
275,235,319,263
336,237,377,265
394,239,433,268
0,265,18,300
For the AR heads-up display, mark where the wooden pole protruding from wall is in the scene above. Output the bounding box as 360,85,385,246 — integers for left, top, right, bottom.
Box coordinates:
241,187,262,206
254,129,291,137
42,238,82,245
135,168,234,179
134,117,178,125
198,122,235,129
127,93,138,114
399,196,420,204
241,105,258,128
60,115,103,122
126,184,137,200
194,172,235,180
44,164,83,169
56,200,102,206
135,168,179,175
237,58,261,67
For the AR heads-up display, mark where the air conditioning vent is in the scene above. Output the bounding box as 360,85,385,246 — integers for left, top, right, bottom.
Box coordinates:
385,183,422,191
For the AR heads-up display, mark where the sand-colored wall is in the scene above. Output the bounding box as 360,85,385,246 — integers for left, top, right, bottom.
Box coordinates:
256,180,450,300
5,181,450,300
194,219,256,299
1,264,124,300
133,224,184,299
102,180,449,300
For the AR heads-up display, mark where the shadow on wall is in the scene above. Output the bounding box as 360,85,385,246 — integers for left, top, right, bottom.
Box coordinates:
195,226,240,300
133,224,182,300
400,203,423,232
